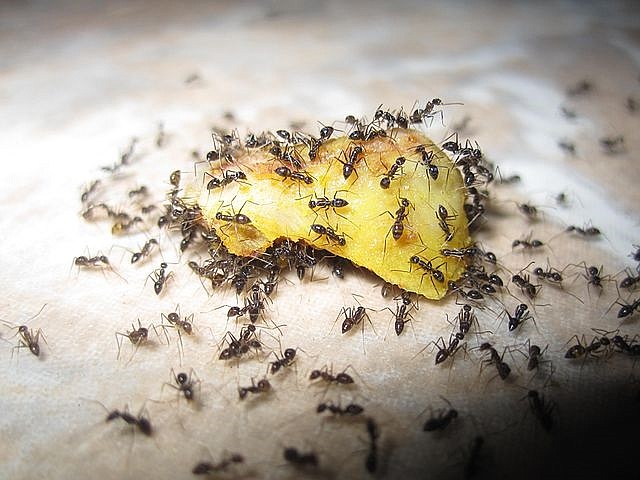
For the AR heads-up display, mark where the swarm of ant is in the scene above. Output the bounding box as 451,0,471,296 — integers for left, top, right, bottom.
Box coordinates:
7,92,635,479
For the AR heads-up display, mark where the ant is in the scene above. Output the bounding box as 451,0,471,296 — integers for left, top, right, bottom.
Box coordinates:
564,332,611,359
436,204,455,241
160,306,194,354
532,265,563,285
206,169,247,189
414,144,440,181
384,295,416,336
502,303,533,332
283,447,318,468
192,454,244,475
308,190,349,220
317,401,364,416
80,179,101,204
429,334,464,365
309,224,347,246
309,365,355,385
115,319,154,360
599,135,625,154
512,237,544,250
3,304,48,357
457,304,477,337
164,369,199,402
269,347,297,375
74,254,111,268
128,185,148,199
527,390,554,432
516,203,539,221
215,211,251,225
617,298,640,319
337,145,364,180
381,197,413,258
131,238,158,264
275,165,314,184
409,255,446,285
566,224,601,237
620,270,640,290
149,262,172,295
365,418,379,473
105,406,152,437
524,341,547,371
511,272,539,299
379,156,406,189
338,306,369,334
238,377,271,400
422,397,458,432
218,324,262,361
478,342,511,380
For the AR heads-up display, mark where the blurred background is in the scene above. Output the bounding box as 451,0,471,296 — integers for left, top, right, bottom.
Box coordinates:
1,1,639,479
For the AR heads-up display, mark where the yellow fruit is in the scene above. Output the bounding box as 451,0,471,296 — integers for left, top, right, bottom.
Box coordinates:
186,128,471,299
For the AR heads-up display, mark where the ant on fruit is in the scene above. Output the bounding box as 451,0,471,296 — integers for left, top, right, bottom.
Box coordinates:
379,156,406,189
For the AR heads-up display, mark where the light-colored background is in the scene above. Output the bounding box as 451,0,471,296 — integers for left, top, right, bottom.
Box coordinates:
1,1,639,479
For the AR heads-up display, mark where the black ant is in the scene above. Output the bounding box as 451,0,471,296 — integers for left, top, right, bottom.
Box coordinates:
503,303,533,332
478,342,511,380
283,447,318,468
384,296,415,336
409,255,446,285
131,238,158,264
457,304,477,337
512,237,544,250
511,271,539,299
532,265,563,285
564,332,611,359
115,319,154,360
164,369,199,402
309,223,347,246
566,79,593,96
365,417,379,473
160,306,194,354
620,270,640,290
3,305,48,358
218,324,262,361
436,204,455,241
517,203,539,221
338,306,369,334
309,365,355,385
206,169,247,189
527,390,554,432
380,197,413,258
429,334,464,365
74,254,111,268
414,144,440,181
192,454,244,475
105,406,152,437
524,341,546,371
337,145,364,180
422,398,458,432
149,262,172,295
566,224,601,237
317,401,364,416
275,165,314,184
238,377,271,400
617,298,640,319
332,258,347,279
600,135,625,154
215,211,251,225
379,156,406,188
269,347,297,374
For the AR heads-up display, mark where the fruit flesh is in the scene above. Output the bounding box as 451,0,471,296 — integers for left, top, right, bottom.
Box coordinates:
187,128,470,299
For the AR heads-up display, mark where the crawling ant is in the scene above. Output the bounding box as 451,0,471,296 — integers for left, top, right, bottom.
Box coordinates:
337,145,364,180
238,377,271,400
310,223,347,246
283,447,318,468
365,418,379,473
457,304,476,337
149,262,172,295
527,390,554,432
380,156,405,189
511,272,539,299
215,211,251,225
244,282,269,323
332,258,346,279
309,365,354,385
164,369,199,402
105,406,152,436
131,238,158,263
564,332,611,359
620,270,640,290
269,347,297,374
218,324,262,361
600,135,625,154
503,303,533,332
192,454,244,475
338,306,369,334
478,342,511,380
524,341,546,371
558,140,576,155
512,237,544,250
308,190,350,224
436,204,455,241
414,144,440,180
409,255,446,285
317,401,364,416
116,319,153,359
429,334,464,365
566,79,593,96
128,185,148,199
3,305,48,357
566,224,601,237
385,297,415,336
422,398,458,432
517,203,539,221
74,254,111,268
275,166,314,184
617,298,640,319
532,265,563,285
160,307,194,354
206,169,247,189
380,197,413,257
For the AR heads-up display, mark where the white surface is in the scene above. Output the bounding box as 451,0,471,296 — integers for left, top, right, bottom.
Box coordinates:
1,1,639,479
